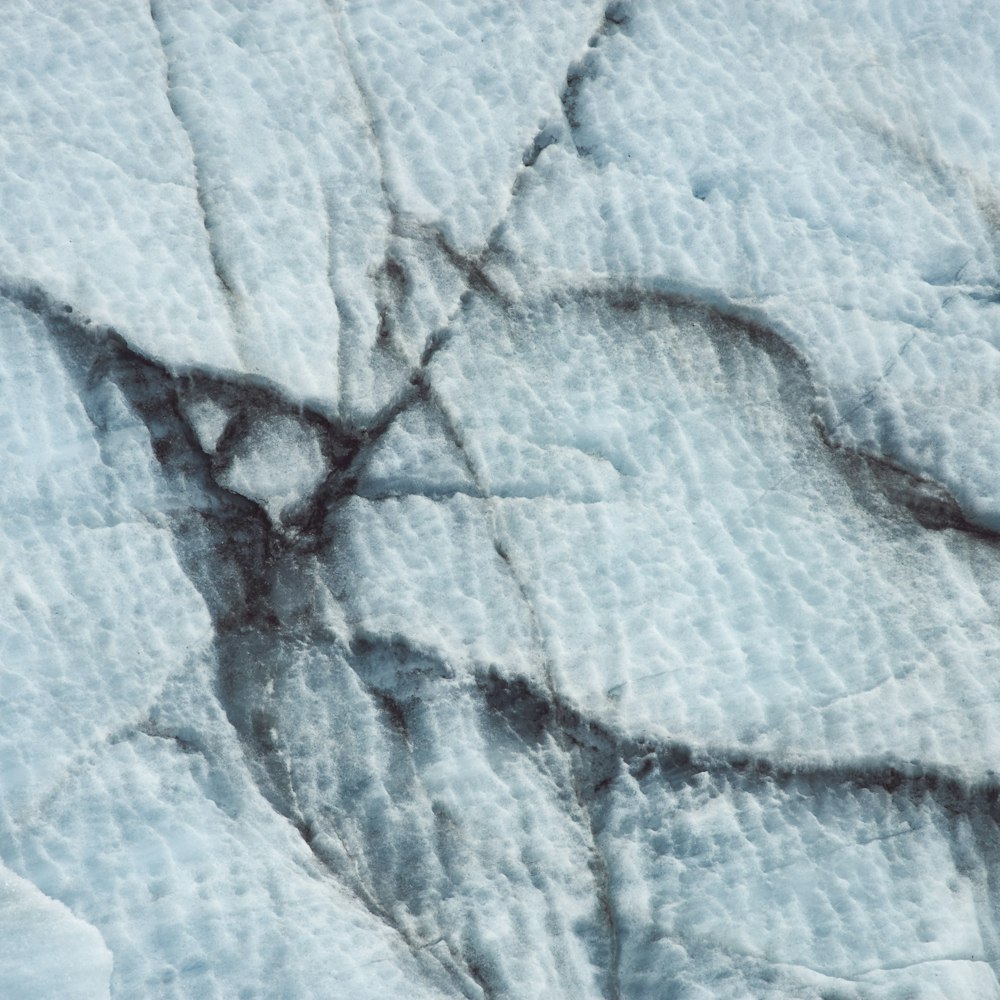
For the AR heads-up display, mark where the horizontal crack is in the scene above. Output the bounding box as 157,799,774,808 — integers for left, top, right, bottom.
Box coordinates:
475,663,1000,827
12,257,1000,1000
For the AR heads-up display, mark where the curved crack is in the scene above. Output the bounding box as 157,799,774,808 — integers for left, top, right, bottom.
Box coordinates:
560,1,633,161
11,263,1000,998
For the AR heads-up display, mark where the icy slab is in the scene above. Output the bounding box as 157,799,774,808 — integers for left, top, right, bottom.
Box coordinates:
178,393,231,454
490,0,1000,529
216,413,326,521
0,4,236,375
600,765,1000,999
332,291,1000,770
356,401,477,499
0,866,111,1000
0,298,211,825
330,494,539,675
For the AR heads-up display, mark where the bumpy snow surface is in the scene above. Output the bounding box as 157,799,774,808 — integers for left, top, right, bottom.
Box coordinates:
3,2,1000,998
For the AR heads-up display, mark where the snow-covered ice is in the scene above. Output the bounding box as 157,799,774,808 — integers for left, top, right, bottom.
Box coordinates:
0,865,111,1000
3,1,1000,998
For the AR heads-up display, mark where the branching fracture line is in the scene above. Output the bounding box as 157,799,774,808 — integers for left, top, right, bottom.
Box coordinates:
321,0,632,396
415,382,622,999
12,217,1000,999
12,4,1000,995
325,1,396,219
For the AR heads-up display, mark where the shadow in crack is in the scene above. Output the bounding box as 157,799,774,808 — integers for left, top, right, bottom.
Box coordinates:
11,270,1000,999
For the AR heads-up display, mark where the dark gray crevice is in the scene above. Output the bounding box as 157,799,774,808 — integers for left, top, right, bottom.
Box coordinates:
355,487,621,504
0,283,368,661
944,808,1000,989
132,719,201,756
464,476,621,1000
487,544,622,1000
321,1,486,376
203,602,610,997
818,422,1000,540
562,727,622,1000
428,232,505,302
13,267,999,678
253,636,1000,995
325,0,396,224
387,209,509,302
522,123,563,169
210,621,492,1000
325,0,626,356
373,210,513,377
315,223,505,504
396,274,890,543
322,0,509,315
1,280,427,555
373,251,409,352
104,713,246,821
453,469,624,1000
324,0,413,406
475,665,1000,830
450,425,622,1000
820,329,919,442
320,184,354,367
148,0,241,321
2,276,481,580
559,1,633,161
555,281,1000,543
479,2,635,269
210,631,486,998
323,0,641,397
107,719,203,759
12,265,1000,997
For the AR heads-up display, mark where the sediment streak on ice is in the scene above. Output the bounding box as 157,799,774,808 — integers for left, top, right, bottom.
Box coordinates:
4,1,1000,998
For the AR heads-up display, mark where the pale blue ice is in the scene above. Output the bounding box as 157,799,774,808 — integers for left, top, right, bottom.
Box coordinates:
2,2,1000,998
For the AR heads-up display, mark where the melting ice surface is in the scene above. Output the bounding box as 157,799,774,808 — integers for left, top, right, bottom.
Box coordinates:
3,1,1000,997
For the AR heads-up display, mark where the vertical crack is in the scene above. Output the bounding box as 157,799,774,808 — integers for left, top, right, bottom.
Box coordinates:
559,1,632,161
323,1,401,408
325,1,397,220
148,0,241,327
14,266,1000,1000
422,379,622,1000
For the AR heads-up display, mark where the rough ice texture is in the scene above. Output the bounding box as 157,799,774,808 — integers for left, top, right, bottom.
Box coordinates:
4,1,1000,998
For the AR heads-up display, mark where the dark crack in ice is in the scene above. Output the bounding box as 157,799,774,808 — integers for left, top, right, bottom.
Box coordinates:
8,267,1000,998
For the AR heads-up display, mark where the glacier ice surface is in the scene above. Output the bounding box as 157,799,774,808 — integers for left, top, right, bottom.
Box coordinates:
3,1,1000,998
